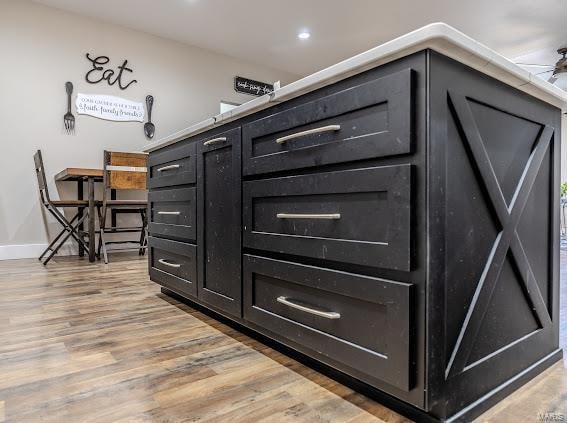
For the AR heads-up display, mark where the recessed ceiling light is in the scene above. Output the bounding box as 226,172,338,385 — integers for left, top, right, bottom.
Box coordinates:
298,31,311,40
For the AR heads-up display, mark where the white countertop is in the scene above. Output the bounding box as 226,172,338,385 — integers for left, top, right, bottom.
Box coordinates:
144,22,567,152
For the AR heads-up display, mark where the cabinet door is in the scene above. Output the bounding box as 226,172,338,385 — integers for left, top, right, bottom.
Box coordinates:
197,127,242,317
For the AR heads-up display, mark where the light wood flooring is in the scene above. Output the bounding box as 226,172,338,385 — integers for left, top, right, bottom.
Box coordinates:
0,252,565,422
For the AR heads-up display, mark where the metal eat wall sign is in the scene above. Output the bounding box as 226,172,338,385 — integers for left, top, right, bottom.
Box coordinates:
85,53,138,90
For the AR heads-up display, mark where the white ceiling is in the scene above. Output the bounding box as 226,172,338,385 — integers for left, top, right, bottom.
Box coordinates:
33,0,567,77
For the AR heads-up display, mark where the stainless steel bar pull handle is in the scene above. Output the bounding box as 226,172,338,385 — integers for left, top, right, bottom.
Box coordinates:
158,259,181,268
276,213,341,220
157,211,181,215
277,296,341,319
203,136,227,146
276,124,341,144
157,164,180,172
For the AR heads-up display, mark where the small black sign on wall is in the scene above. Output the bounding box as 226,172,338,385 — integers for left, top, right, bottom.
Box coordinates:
234,76,274,96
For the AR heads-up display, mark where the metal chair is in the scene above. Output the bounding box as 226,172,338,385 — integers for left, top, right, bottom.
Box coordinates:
34,150,90,265
96,151,148,264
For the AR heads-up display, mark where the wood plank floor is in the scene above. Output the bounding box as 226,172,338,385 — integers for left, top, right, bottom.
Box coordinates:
0,252,564,422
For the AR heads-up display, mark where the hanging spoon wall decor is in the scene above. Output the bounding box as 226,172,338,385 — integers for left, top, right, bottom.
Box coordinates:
144,95,155,139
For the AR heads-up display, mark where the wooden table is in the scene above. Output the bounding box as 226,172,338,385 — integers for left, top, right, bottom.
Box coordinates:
54,168,103,262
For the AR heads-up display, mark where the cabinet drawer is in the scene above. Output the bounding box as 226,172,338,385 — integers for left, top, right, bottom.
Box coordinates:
242,68,414,175
243,165,411,271
149,236,197,296
149,142,196,188
149,187,196,242
243,255,413,391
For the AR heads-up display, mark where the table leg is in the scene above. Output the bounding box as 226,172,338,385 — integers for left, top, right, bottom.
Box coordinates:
88,177,96,262
77,180,84,257
111,189,117,228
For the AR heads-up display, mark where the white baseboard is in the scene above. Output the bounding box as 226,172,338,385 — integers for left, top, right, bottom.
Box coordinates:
0,242,76,261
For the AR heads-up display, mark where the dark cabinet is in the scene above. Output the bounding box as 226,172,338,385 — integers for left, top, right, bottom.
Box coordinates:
146,50,561,423
196,128,242,317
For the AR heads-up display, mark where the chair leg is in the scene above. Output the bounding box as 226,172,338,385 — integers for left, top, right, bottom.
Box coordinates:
143,215,149,256
100,229,108,264
90,205,148,261
139,209,147,255
142,226,149,256
97,205,110,264
97,206,103,259
39,228,64,261
43,212,89,265
39,213,81,260
48,207,90,253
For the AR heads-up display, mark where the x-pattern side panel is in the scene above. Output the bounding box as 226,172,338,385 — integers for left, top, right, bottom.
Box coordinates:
445,92,553,378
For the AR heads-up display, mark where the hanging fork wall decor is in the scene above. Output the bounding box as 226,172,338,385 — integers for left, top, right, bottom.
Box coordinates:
63,81,75,134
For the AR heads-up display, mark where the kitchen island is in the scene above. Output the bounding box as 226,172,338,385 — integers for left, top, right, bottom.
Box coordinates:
144,23,566,422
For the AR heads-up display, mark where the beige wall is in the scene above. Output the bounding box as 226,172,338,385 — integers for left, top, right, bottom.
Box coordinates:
0,0,296,259
1,1,564,259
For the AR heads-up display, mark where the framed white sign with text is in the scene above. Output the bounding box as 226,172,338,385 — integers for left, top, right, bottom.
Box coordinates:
75,93,144,122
